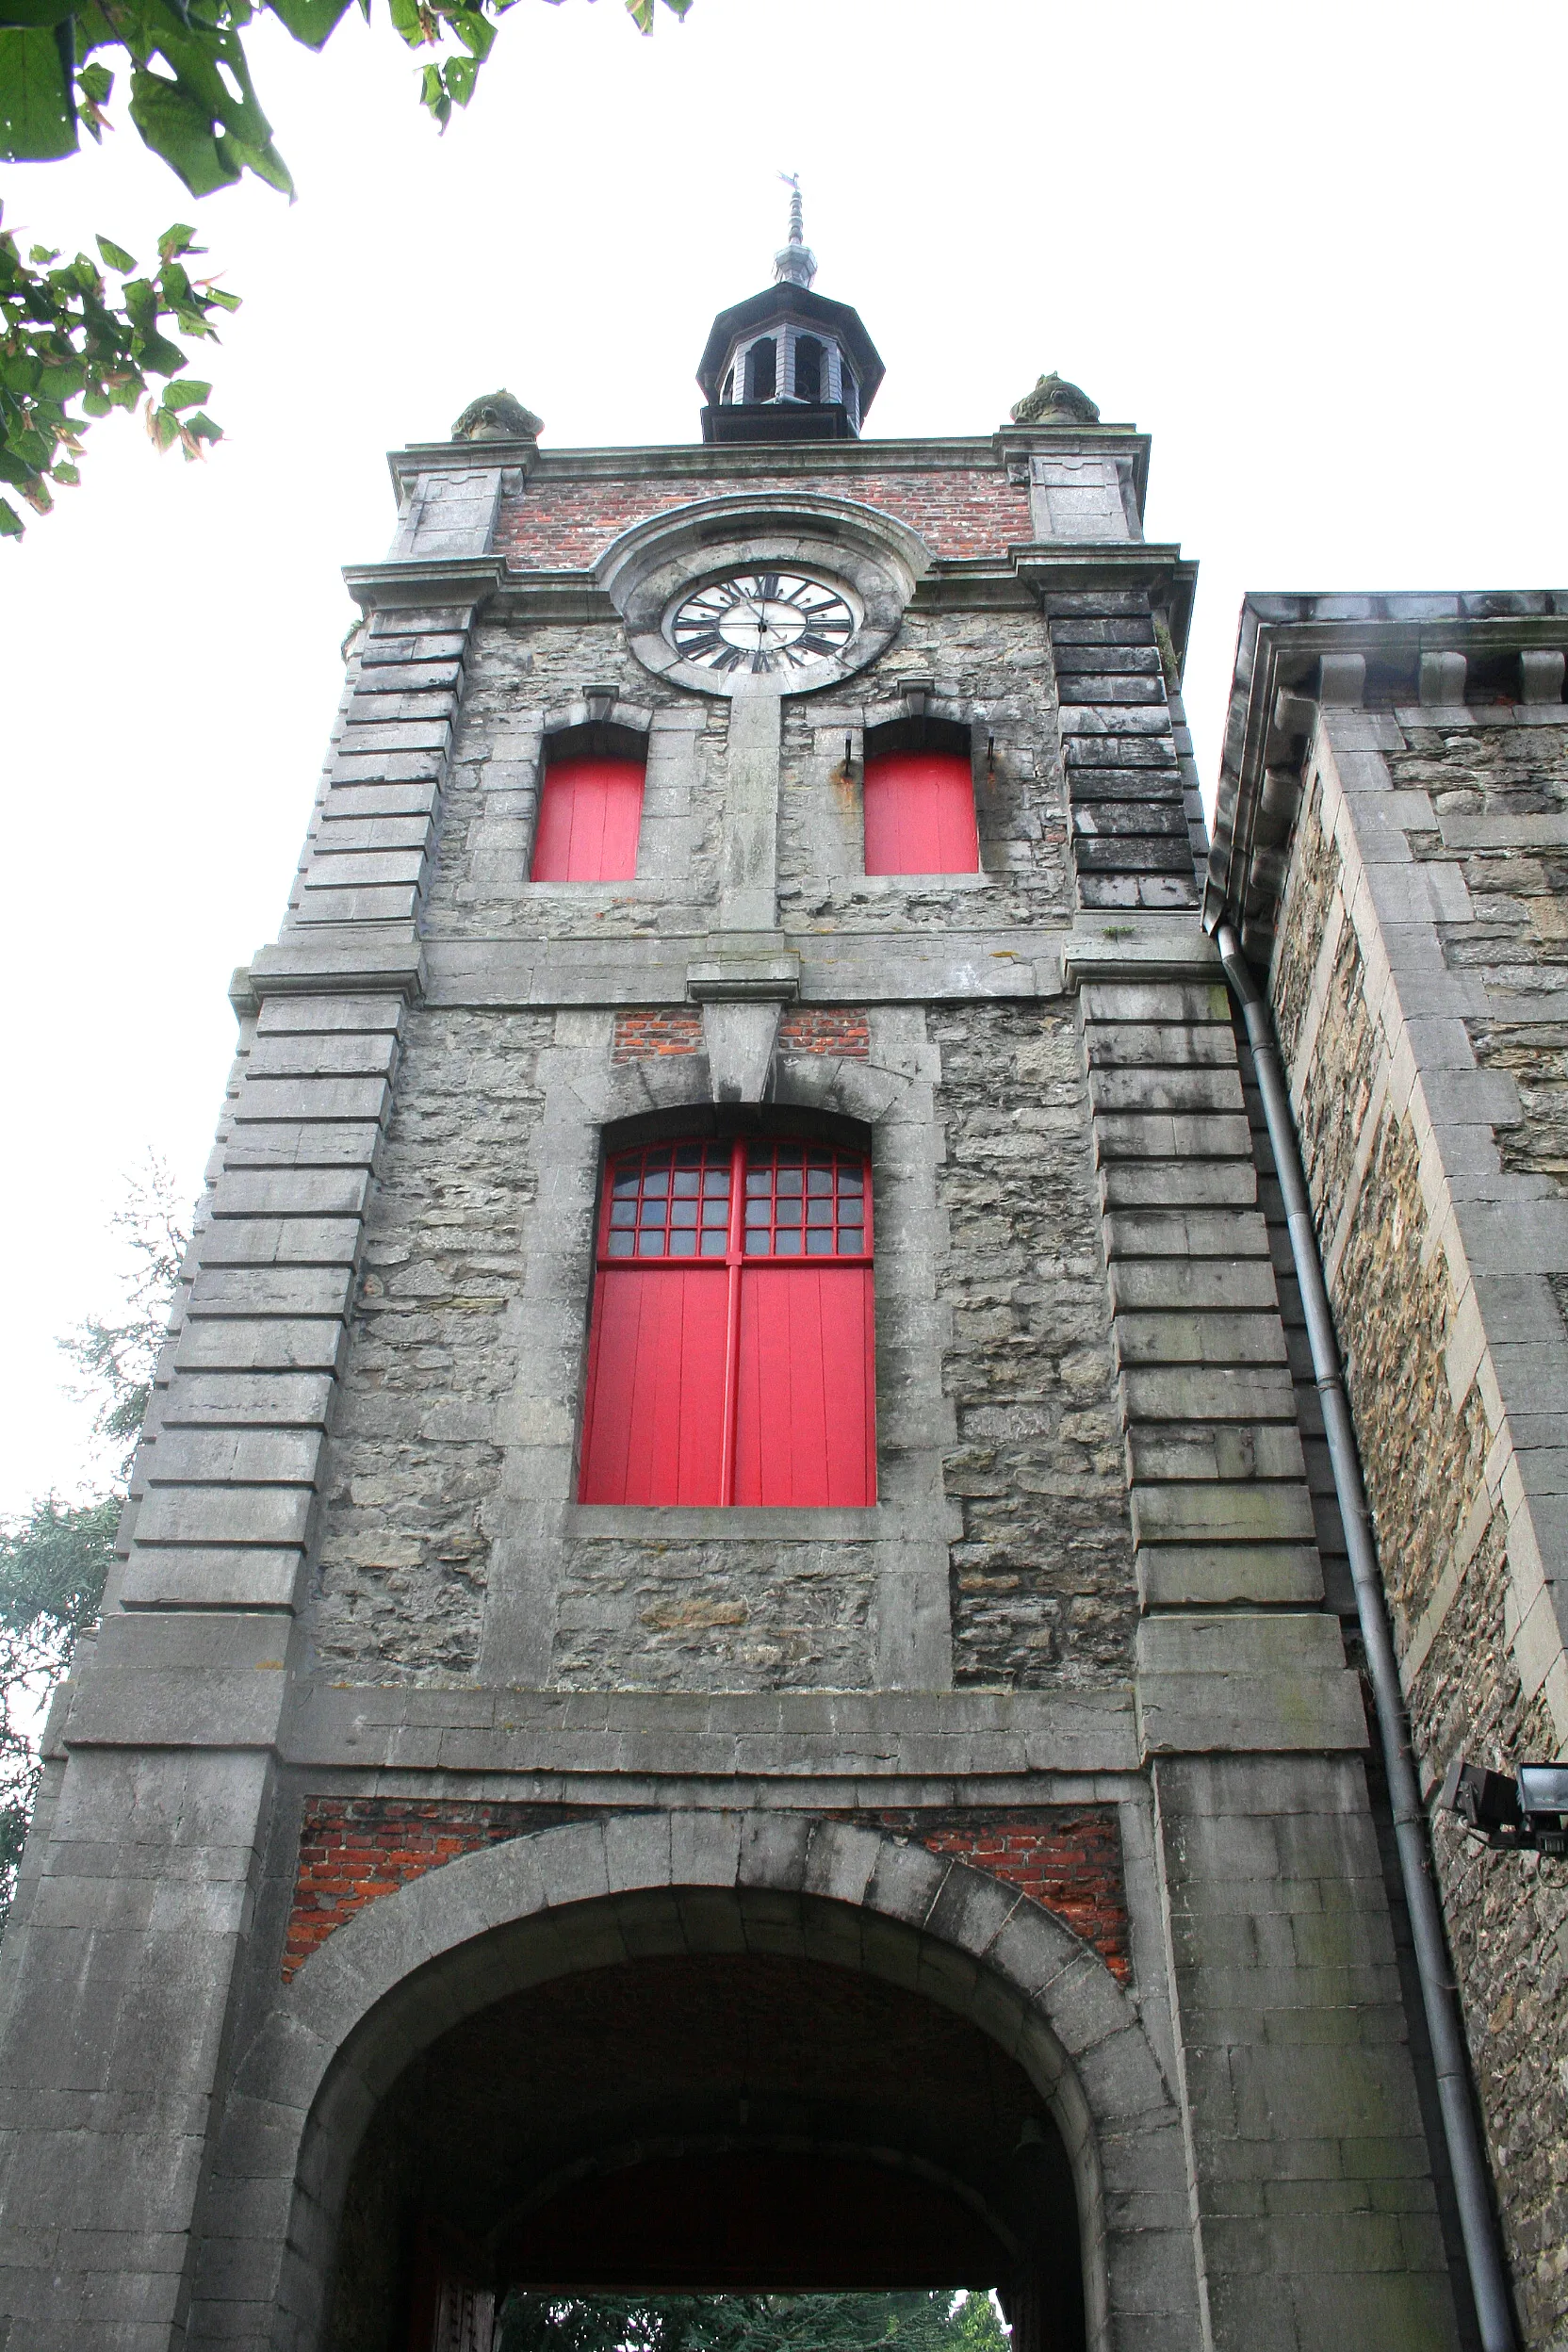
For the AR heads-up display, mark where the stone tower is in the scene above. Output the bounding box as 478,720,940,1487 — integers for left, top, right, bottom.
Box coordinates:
3,217,1550,2352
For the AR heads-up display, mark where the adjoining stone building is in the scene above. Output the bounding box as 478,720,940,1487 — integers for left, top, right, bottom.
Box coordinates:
1,210,1564,2352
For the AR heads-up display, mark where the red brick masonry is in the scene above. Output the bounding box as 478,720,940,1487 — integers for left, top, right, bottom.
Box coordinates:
612,1010,703,1062
497,467,1032,570
283,1799,1127,1982
852,1808,1130,1983
777,1009,870,1058
612,1009,870,1063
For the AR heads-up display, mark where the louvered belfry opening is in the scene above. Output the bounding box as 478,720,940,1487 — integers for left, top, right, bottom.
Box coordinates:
531,721,648,884
579,1133,876,1507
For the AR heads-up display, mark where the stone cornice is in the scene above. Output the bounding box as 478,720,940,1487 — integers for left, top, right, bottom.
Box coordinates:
1206,591,1568,950
341,543,1198,647
1010,542,1197,661
342,556,502,613
383,423,1150,498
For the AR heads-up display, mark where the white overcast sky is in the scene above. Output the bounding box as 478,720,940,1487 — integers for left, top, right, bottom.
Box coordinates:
3,0,1566,1513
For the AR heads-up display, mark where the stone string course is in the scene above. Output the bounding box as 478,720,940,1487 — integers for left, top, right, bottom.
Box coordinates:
497,465,1033,568
282,1796,1129,1984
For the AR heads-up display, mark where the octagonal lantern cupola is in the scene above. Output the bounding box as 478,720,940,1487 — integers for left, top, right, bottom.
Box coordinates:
696,182,885,445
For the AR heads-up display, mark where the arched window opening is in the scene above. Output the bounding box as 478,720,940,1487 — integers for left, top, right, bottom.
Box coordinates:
530,722,646,884
862,717,979,877
744,336,777,403
793,335,825,404
580,1134,876,1506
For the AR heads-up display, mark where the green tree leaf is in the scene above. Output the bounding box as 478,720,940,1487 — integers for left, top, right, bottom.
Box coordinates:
95,230,136,270
262,0,353,49
0,21,76,159
128,63,239,192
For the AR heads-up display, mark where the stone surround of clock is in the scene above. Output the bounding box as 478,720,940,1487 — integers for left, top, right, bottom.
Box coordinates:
597,487,928,697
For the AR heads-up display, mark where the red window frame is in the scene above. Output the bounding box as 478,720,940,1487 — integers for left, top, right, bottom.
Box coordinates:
530,752,645,883
579,1135,877,1508
862,747,979,876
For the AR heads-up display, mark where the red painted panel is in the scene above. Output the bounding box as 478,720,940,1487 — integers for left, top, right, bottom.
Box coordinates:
733,1264,875,1505
530,755,645,883
862,749,979,876
580,1266,728,1503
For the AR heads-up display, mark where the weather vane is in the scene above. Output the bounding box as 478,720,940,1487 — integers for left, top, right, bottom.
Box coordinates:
774,171,816,289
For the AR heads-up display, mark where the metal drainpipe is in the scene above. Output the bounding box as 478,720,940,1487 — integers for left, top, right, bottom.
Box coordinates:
1214,920,1517,2352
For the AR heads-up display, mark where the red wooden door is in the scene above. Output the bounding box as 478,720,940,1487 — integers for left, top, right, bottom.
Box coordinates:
862,748,979,876
530,754,645,882
579,1137,875,1506
733,1265,875,1504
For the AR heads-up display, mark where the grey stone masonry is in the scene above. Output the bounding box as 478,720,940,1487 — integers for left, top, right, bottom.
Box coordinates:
1044,594,1201,912
285,604,477,937
1152,1755,1462,2352
1076,971,1335,1633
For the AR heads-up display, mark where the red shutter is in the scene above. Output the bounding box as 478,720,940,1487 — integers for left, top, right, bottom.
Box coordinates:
579,1263,729,1503
531,755,645,882
580,1138,876,1507
863,749,979,876
733,1265,876,1504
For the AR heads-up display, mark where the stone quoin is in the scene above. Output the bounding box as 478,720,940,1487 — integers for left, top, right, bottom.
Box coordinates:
2,192,1566,2352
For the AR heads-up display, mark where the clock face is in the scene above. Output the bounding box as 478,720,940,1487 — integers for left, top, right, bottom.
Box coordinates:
669,571,856,678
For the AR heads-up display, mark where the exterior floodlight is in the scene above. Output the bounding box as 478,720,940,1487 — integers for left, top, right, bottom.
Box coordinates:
1517,1764,1568,1855
1440,1756,1568,1855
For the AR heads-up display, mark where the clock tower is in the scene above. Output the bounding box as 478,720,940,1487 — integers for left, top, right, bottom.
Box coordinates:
0,204,1501,2352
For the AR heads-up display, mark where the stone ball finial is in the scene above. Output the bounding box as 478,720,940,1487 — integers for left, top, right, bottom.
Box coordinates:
1009,371,1101,426
450,389,544,443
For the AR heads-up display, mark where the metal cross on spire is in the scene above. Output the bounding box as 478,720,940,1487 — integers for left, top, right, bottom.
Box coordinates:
774,172,818,289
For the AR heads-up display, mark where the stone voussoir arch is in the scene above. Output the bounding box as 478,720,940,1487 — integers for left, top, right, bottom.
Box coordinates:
200,1811,1198,2352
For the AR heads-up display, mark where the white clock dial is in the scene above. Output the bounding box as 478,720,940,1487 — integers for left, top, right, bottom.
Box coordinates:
669,570,856,677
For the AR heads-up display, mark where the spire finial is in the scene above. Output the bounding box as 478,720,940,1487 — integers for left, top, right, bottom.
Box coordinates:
774,171,817,289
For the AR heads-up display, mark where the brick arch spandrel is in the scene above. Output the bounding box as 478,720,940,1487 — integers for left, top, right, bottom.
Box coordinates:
199,1816,1196,2352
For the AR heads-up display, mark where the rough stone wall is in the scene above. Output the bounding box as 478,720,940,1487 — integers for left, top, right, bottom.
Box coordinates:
1393,720,1568,1194
308,1005,552,1679
431,616,726,939
549,1534,878,1691
1272,758,1568,2344
932,1001,1134,1687
497,463,1033,568
776,611,1072,933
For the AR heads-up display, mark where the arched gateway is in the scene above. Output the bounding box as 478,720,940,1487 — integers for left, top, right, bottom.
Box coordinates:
206,1818,1188,2352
